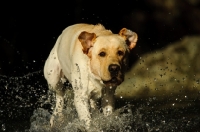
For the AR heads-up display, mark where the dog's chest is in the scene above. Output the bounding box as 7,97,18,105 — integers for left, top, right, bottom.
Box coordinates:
88,79,104,99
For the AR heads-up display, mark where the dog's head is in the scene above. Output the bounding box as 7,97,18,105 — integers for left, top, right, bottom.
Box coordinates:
78,28,138,87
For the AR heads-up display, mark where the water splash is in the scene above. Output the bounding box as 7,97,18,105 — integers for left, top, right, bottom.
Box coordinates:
29,105,134,132
29,89,134,132
0,70,200,131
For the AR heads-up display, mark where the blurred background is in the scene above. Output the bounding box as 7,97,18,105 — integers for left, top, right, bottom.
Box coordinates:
1,0,200,76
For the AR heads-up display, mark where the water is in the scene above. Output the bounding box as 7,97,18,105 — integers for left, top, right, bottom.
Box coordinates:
0,71,200,131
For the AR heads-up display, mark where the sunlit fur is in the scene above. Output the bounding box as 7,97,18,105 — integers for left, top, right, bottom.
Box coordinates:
43,23,137,129
89,35,128,85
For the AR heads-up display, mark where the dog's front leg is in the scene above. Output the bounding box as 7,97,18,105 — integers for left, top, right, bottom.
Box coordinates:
50,80,66,126
101,86,116,116
74,90,91,129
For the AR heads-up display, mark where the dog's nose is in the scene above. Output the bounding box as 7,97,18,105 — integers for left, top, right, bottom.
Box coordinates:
108,64,120,74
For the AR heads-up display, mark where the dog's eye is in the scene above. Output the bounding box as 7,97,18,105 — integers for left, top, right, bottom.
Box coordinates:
99,52,106,57
117,51,124,56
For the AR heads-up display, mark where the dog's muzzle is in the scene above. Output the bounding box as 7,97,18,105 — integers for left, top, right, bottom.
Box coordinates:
109,64,120,76
103,64,123,86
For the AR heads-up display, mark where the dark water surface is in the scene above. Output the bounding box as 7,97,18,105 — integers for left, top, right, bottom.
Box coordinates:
0,71,200,132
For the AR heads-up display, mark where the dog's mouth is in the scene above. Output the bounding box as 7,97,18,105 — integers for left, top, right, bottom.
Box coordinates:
103,77,123,86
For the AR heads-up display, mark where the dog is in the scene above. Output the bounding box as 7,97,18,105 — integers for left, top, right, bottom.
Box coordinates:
43,23,138,129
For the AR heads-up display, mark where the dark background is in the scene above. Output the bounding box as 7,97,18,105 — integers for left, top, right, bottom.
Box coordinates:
0,0,200,76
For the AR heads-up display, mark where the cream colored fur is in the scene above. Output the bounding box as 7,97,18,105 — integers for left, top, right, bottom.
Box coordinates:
43,23,137,129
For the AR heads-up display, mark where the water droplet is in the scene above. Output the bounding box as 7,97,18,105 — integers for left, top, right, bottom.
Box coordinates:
156,128,160,131
1,123,6,131
146,123,149,127
161,120,165,124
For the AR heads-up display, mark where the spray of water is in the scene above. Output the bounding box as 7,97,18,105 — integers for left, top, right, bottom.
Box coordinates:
1,70,200,131
29,88,134,132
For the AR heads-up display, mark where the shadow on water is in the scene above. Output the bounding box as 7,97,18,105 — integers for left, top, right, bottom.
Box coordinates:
0,70,200,131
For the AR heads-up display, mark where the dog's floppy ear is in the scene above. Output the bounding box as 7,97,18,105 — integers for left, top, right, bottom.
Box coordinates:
119,28,138,50
78,31,96,55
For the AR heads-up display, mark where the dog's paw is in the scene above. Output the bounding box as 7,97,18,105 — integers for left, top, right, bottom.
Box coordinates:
50,113,64,127
103,105,113,116
83,119,91,130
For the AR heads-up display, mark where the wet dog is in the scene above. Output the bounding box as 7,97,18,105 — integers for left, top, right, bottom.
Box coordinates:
43,24,138,129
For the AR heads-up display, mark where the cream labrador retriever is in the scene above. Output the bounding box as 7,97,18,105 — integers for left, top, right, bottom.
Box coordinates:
44,23,138,129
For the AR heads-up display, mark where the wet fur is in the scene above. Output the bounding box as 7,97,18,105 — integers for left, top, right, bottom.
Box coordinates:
43,23,138,129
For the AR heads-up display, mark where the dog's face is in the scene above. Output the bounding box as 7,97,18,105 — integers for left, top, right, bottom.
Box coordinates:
78,28,138,87
89,35,128,86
